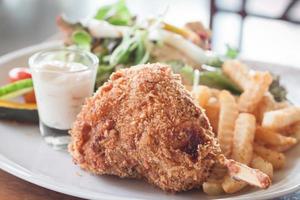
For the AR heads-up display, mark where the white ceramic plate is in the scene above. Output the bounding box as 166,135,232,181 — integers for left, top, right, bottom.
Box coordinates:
0,41,299,200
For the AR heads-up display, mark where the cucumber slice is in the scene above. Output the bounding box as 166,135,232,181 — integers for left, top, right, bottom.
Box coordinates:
0,79,34,100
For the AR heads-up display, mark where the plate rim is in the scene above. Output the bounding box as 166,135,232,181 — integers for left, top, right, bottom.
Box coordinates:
0,154,144,200
0,42,299,200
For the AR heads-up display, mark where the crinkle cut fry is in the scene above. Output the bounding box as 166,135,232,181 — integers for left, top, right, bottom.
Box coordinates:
238,71,273,113
222,113,256,193
222,60,250,90
255,126,297,146
262,106,300,129
217,90,239,157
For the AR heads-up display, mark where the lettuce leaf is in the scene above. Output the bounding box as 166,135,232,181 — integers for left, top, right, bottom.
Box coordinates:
225,44,239,59
71,30,92,50
94,0,132,26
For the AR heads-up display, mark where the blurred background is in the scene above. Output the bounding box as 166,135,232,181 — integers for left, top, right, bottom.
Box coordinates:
0,0,300,67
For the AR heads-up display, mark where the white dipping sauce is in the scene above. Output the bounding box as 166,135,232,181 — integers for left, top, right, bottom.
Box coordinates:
32,60,95,130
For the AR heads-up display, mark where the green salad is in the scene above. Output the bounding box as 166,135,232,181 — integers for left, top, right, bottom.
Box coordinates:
54,0,286,101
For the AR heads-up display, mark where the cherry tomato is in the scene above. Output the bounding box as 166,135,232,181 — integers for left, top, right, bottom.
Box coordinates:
23,91,36,103
9,67,32,82
8,67,36,103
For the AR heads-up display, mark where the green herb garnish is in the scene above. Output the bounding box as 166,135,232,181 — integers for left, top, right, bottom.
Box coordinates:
269,75,287,102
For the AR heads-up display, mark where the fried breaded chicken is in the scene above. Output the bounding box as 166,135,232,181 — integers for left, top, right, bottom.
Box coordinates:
69,63,221,192
69,63,271,192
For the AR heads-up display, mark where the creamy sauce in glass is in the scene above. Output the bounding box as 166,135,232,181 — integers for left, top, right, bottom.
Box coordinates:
32,60,95,130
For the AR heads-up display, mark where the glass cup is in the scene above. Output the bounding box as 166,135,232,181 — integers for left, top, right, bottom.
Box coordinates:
29,48,98,149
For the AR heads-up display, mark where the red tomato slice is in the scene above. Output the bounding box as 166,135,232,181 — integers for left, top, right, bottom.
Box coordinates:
9,67,32,82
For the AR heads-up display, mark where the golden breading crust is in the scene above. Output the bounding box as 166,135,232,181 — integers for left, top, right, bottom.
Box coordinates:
69,63,221,192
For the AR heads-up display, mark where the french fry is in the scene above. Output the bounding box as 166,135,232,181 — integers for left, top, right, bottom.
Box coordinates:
279,121,300,136
210,88,221,98
222,113,256,193
280,122,300,143
255,126,297,146
222,60,250,90
251,154,273,179
274,101,290,110
232,113,256,164
278,125,294,136
203,181,224,196
262,106,300,129
291,123,300,141
266,124,298,152
204,97,220,133
192,85,212,107
239,71,273,113
217,91,239,157
267,143,297,152
253,93,276,123
253,143,286,169
222,175,247,193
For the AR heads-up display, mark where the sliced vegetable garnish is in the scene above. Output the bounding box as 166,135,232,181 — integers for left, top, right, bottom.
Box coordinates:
95,65,115,89
109,29,150,66
165,60,186,74
205,56,223,68
162,22,192,39
134,31,150,65
9,67,32,82
200,71,241,95
0,99,38,123
180,65,195,85
0,99,36,109
0,79,33,100
167,60,240,94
